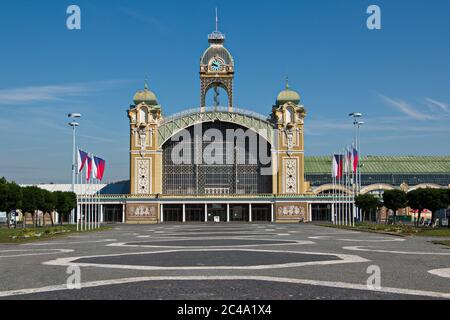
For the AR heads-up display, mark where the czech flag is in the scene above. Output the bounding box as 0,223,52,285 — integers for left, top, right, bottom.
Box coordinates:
332,154,344,179
77,149,89,173
353,147,359,173
345,149,352,174
94,156,106,181
86,156,92,181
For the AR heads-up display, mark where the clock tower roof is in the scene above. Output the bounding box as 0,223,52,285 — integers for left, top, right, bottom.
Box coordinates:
200,8,234,66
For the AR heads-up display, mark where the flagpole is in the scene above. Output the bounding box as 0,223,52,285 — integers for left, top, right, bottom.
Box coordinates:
339,148,345,226
89,154,92,230
84,163,87,231
338,152,341,226
93,156,96,229
344,147,347,226
76,148,79,232
94,156,97,229
337,152,340,226
346,146,350,227
331,154,335,225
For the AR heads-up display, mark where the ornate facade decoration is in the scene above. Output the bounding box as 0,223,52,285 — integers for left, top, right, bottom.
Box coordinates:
138,127,147,152
199,23,234,112
132,205,156,217
276,203,307,222
136,159,151,194
285,158,298,193
277,205,305,217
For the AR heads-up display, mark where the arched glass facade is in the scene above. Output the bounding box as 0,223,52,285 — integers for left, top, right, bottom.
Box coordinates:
162,122,272,195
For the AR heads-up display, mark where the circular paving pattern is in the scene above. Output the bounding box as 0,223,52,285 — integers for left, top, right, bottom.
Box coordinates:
151,228,256,233
72,249,340,268
158,232,271,237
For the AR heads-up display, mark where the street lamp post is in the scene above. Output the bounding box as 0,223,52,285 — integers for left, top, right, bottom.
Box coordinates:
68,113,81,225
349,113,363,224
356,120,364,205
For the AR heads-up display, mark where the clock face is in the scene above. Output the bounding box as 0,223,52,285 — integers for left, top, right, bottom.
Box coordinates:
210,59,223,72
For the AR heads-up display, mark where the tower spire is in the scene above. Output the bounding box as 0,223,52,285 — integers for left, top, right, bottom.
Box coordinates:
285,76,290,90
215,7,219,32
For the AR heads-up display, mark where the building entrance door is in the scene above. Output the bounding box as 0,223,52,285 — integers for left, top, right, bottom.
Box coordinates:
207,204,227,222
186,204,205,222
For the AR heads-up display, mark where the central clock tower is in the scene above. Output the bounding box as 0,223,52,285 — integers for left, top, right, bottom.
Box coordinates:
199,13,234,112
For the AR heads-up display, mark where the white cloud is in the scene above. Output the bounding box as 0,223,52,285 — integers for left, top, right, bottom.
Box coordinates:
0,80,127,105
425,97,450,114
379,94,435,120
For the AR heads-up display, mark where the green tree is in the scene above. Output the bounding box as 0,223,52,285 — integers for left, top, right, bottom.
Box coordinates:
54,191,76,225
407,189,428,226
0,178,9,212
420,189,447,226
355,194,381,222
42,190,57,226
382,189,408,224
0,178,23,228
0,178,22,213
21,186,44,228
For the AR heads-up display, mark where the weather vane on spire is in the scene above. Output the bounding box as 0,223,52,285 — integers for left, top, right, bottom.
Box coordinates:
215,7,219,32
208,8,225,42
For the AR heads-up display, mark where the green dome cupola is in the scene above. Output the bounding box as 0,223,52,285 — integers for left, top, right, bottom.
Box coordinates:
133,81,159,106
276,78,301,105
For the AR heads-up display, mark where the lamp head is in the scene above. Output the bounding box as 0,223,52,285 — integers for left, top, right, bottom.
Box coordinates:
68,121,79,127
68,113,82,118
349,112,363,118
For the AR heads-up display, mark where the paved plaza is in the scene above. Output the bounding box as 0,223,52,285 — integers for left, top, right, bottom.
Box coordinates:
0,223,450,300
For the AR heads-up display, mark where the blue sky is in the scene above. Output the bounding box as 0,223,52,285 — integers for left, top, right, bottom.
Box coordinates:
0,0,449,184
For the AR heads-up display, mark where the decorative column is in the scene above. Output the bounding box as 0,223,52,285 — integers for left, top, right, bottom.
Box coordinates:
271,203,274,222
182,204,186,223
160,203,164,223
204,203,208,222
227,204,230,222
249,204,252,222
122,204,126,223
331,203,335,223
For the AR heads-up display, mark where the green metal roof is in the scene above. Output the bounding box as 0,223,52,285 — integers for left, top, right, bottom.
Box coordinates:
305,156,450,174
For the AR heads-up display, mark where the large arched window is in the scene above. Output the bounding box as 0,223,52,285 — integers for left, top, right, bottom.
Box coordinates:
162,122,272,195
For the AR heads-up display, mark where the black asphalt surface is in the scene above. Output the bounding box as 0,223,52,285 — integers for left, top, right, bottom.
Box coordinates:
2,280,437,300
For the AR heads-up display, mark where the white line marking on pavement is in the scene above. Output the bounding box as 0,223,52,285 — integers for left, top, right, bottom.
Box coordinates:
0,275,449,299
309,236,404,242
428,268,450,279
22,239,117,246
313,231,362,235
343,246,450,255
42,248,369,271
136,232,282,238
0,249,74,258
106,238,315,248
